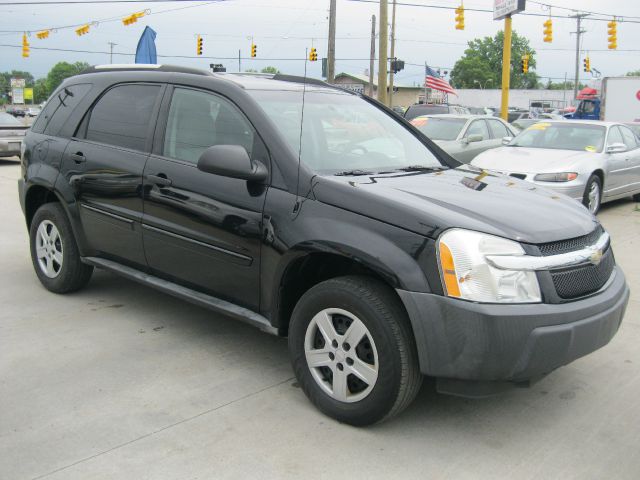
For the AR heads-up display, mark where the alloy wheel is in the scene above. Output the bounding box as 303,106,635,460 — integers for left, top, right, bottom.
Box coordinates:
588,181,600,213
304,308,379,403
35,220,63,278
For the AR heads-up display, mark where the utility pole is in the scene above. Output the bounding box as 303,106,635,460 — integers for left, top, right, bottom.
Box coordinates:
499,15,512,121
570,13,588,101
388,0,397,108
369,14,376,97
238,49,241,72
108,42,117,64
327,0,336,83
377,0,388,105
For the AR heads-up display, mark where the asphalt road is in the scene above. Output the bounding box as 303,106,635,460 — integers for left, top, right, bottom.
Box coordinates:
1,159,639,480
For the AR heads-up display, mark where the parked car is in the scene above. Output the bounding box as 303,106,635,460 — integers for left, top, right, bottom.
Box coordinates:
19,65,629,426
404,103,470,121
471,121,640,214
26,107,41,117
409,114,517,163
6,107,26,118
0,112,28,159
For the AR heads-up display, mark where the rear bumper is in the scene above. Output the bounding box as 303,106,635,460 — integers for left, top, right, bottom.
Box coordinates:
397,266,629,384
0,138,22,157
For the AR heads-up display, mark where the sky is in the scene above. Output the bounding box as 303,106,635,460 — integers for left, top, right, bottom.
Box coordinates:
1,0,639,86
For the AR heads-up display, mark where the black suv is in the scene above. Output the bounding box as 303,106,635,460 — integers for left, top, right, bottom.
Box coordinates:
19,65,629,426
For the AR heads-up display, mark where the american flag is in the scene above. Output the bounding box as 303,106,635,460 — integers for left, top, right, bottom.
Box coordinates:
424,65,457,96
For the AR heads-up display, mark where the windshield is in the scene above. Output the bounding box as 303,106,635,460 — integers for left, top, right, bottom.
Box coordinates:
410,116,466,141
248,89,444,174
0,112,22,126
510,122,606,152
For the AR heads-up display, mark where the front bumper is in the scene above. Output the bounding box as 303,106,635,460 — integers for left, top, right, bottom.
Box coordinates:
397,266,629,383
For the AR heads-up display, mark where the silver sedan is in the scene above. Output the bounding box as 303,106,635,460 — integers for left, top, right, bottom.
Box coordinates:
471,120,640,214
0,112,28,159
409,114,518,164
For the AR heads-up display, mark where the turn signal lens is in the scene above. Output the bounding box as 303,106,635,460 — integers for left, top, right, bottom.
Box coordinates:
438,242,461,298
534,172,578,182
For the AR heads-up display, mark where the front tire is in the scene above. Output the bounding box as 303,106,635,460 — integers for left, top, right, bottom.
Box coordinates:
29,202,93,293
583,174,602,214
288,276,422,426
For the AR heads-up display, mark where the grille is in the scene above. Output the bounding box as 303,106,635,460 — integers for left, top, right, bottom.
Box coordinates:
551,247,615,299
538,226,605,256
509,173,527,180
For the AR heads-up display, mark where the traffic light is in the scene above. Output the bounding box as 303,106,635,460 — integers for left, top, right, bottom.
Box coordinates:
583,56,591,72
309,47,317,62
123,11,146,26
607,20,617,50
455,4,464,30
22,34,29,58
75,24,90,36
521,54,529,74
390,59,405,73
36,30,50,40
543,19,553,43
196,35,203,56
251,43,257,58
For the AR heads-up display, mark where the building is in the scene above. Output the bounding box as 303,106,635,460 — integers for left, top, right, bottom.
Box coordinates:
333,73,422,108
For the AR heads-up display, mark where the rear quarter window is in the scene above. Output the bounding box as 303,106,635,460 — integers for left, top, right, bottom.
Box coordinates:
31,83,92,136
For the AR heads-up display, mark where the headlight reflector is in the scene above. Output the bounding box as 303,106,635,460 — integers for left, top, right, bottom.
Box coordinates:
437,229,541,303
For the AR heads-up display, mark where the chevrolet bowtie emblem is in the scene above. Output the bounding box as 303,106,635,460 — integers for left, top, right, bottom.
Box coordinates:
589,248,604,266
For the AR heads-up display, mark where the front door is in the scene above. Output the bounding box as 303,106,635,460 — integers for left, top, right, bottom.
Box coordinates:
61,83,164,267
141,86,269,310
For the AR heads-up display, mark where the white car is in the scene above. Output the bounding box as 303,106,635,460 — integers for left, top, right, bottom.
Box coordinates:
471,120,640,214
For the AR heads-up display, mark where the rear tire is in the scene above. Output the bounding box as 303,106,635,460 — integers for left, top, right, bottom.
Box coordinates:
29,202,93,293
633,193,640,202
582,174,602,214
288,275,422,426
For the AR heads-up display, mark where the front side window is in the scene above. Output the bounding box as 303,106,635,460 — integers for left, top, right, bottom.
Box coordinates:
85,84,160,151
465,120,489,139
487,119,511,139
619,126,639,150
248,89,443,174
163,88,254,164
607,126,623,146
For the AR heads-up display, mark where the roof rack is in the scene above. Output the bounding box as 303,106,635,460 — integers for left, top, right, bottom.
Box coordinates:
78,64,213,77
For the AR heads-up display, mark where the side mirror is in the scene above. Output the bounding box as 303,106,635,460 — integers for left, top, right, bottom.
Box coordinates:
197,145,268,182
606,143,627,154
465,134,483,144
502,136,514,145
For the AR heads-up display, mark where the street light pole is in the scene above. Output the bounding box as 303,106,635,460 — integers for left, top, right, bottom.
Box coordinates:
108,42,117,64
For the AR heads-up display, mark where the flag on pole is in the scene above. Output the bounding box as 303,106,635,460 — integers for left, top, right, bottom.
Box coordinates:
135,26,157,64
424,65,457,96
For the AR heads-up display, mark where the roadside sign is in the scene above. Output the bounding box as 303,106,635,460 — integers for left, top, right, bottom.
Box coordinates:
24,88,33,101
12,87,24,104
10,78,26,88
493,0,526,20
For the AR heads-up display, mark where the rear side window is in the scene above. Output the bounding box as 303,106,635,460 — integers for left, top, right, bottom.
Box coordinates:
85,84,160,151
31,83,92,135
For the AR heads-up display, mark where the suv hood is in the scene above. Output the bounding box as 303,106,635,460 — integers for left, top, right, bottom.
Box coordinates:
313,166,597,244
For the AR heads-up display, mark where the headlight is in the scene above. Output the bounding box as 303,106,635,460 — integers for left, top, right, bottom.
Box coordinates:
534,172,578,182
437,229,541,303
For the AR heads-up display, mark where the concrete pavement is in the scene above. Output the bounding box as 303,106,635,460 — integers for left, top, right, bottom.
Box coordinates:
1,159,639,480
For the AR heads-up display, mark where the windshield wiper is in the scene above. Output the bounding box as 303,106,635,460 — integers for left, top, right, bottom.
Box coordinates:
334,169,374,176
390,165,447,172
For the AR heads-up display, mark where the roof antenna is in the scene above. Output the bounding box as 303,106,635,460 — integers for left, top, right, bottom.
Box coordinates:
293,47,309,214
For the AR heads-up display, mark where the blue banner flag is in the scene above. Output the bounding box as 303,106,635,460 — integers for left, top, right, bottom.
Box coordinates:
135,26,157,64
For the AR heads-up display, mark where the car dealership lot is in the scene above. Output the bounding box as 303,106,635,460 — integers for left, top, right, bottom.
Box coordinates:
1,159,639,480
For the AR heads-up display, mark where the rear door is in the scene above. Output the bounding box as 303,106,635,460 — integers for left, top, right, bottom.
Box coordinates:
141,86,269,310
61,83,164,267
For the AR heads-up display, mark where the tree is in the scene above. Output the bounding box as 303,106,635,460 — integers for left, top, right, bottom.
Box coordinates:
244,68,258,73
34,78,49,103
45,61,90,94
626,70,640,77
261,66,280,74
450,31,539,89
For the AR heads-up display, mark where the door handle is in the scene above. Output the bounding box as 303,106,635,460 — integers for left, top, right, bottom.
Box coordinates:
71,152,86,163
147,174,172,187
